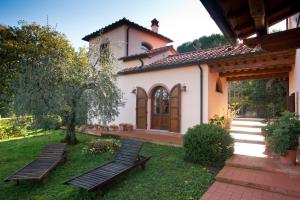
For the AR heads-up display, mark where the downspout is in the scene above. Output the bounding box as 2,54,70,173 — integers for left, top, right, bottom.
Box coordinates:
126,26,131,56
198,64,203,124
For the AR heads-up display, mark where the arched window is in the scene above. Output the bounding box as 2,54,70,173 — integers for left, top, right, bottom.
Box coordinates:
141,42,152,51
216,78,223,93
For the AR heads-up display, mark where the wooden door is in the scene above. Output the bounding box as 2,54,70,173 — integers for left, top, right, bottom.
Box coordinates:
169,84,181,132
151,86,169,130
136,87,147,129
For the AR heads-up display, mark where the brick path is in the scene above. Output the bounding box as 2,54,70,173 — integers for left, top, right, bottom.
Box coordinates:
201,155,300,200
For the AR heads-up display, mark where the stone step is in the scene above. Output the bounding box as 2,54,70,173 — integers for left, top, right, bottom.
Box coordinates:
233,118,265,122
232,120,266,127
216,166,300,198
234,142,266,157
231,124,266,128
230,130,262,136
230,133,265,144
226,154,300,178
230,126,263,135
200,182,299,200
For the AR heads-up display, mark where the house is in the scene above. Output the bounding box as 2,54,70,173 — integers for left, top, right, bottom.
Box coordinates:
83,17,297,134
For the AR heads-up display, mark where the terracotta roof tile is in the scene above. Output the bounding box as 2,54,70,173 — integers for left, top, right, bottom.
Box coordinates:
118,45,176,61
118,44,265,74
83,18,173,43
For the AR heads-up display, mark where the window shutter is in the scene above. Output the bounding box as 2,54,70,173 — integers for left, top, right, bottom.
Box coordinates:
136,87,148,129
169,84,181,132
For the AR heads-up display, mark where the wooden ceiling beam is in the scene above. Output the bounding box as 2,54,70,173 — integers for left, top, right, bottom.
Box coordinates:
227,6,249,20
220,66,291,77
226,72,288,81
244,27,300,51
248,0,267,36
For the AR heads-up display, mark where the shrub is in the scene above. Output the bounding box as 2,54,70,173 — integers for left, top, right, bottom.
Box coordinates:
183,124,234,166
0,116,33,139
31,115,62,130
267,111,300,156
84,138,120,154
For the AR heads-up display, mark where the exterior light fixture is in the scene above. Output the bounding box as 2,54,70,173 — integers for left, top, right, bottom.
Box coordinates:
182,84,187,92
131,88,137,94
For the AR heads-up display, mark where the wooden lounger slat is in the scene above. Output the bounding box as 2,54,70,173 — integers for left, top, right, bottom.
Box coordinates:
4,143,66,183
65,139,150,194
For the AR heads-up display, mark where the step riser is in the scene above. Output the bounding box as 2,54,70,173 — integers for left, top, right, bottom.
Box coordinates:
231,124,265,128
225,162,300,179
230,130,262,135
233,139,265,145
233,118,265,122
216,177,300,198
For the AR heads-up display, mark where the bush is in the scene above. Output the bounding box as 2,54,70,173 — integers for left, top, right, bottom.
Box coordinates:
31,115,62,130
0,116,33,139
183,124,234,166
84,138,120,154
266,111,300,156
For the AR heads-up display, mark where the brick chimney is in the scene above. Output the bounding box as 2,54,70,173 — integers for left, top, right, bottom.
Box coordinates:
151,18,159,33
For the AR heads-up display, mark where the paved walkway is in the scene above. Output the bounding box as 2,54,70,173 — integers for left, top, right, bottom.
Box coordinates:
201,155,300,200
83,128,183,146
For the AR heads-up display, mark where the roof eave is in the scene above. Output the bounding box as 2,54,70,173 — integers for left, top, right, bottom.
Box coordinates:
200,0,237,44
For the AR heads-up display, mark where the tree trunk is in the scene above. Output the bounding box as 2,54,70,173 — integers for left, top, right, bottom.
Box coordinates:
64,110,79,145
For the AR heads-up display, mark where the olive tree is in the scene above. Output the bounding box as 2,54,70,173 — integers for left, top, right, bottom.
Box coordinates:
10,22,123,144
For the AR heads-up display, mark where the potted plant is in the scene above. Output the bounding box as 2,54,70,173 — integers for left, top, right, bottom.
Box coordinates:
267,112,300,165
126,123,133,131
119,123,127,131
225,103,240,129
109,124,119,131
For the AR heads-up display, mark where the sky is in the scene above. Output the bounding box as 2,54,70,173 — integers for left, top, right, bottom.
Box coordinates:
0,0,286,50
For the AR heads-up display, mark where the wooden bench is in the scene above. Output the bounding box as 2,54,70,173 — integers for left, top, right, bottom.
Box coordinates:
4,143,67,184
64,139,150,195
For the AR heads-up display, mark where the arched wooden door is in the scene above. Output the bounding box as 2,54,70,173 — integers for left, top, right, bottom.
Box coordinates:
151,86,169,130
169,84,181,132
136,87,148,129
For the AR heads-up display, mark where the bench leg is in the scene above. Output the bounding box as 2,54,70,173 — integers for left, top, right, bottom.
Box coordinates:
42,175,48,184
140,162,146,170
13,180,19,185
97,188,106,196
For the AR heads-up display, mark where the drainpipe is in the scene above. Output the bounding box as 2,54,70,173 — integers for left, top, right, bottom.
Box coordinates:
198,64,203,124
126,26,131,56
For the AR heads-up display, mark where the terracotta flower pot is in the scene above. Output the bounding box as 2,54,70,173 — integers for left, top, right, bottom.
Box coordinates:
280,150,297,165
263,141,271,155
126,124,133,131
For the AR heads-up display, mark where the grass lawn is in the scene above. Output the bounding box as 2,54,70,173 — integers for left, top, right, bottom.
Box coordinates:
0,130,217,200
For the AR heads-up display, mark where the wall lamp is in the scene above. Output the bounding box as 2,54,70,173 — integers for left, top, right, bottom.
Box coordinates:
131,88,136,94
182,84,187,92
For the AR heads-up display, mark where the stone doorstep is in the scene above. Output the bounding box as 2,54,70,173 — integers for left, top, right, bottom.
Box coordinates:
216,166,300,198
226,155,300,178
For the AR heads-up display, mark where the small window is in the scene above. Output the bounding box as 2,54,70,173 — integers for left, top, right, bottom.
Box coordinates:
141,42,152,51
100,41,110,50
216,78,223,93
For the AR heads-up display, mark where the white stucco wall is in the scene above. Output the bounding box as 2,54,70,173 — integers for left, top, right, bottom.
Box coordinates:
288,14,300,114
114,65,203,134
89,25,127,69
128,28,169,55
291,49,300,114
